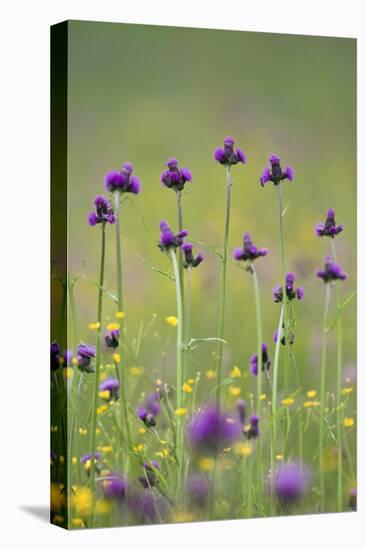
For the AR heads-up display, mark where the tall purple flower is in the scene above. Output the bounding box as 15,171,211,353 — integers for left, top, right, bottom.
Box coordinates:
160,158,192,192
260,154,294,186
316,208,343,238
244,415,260,439
187,404,241,455
186,473,211,506
273,462,309,505
129,489,170,523
158,220,188,252
102,472,128,500
105,162,141,194
273,272,304,303
182,242,204,269
88,195,115,226
104,328,120,349
316,257,347,283
233,232,268,263
136,391,161,428
50,341,60,372
250,343,271,376
99,377,120,401
214,136,247,166
77,343,96,373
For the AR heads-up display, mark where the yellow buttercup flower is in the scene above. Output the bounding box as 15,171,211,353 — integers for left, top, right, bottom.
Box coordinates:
138,427,146,435
116,311,125,319
341,387,353,395
276,454,284,460
303,400,320,408
187,378,195,385
133,444,145,453
79,428,87,435
88,322,101,330
307,390,317,398
71,487,93,516
166,315,178,327
99,390,111,401
233,442,252,457
71,518,85,528
106,322,120,331
100,446,112,453
156,447,170,459
175,408,187,416
282,398,294,406
344,417,355,428
205,370,216,379
230,366,241,378
71,456,78,465
130,366,143,376
228,385,241,397
198,457,215,472
112,353,121,363
97,404,108,415
64,367,73,380
260,393,267,401
182,382,193,393
71,356,79,366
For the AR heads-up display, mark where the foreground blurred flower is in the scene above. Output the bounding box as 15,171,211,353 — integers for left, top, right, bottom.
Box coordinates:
105,162,141,194
182,242,204,269
316,208,343,238
88,195,115,226
249,343,271,376
233,232,267,263
158,220,188,252
260,154,294,186
129,489,170,523
50,341,60,371
99,377,120,401
273,272,304,303
160,158,192,192
273,462,309,505
187,404,241,455
77,343,96,373
102,472,128,500
214,136,246,166
186,473,211,506
317,257,347,283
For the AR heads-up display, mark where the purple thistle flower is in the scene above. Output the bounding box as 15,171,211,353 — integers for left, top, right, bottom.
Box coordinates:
105,162,141,194
77,343,96,373
129,489,170,524
260,154,294,186
182,242,204,269
244,415,260,439
233,232,268,263
81,451,101,474
161,158,192,192
138,461,160,488
186,473,211,506
104,328,120,349
158,219,188,252
88,195,115,226
136,391,161,427
214,136,247,166
273,462,309,505
315,208,344,238
249,343,271,376
99,377,120,400
102,472,128,501
273,272,304,303
273,325,295,346
187,404,241,455
62,349,74,365
136,406,156,428
50,341,60,372
316,257,347,283
236,399,247,425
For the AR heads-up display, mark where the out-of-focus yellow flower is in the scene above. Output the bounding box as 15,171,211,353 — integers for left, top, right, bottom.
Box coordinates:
71,357,79,366
233,442,252,457
95,428,101,435
282,398,294,406
59,356,65,366
71,456,78,465
175,408,187,416
228,385,241,397
71,487,93,517
344,417,355,428
51,483,66,511
112,353,121,363
156,447,170,459
64,367,73,380
206,370,216,379
97,404,108,415
303,400,320,408
133,444,145,453
116,311,125,319
341,387,353,395
95,499,112,515
88,322,101,330
260,393,267,401
166,315,178,327
139,427,146,435
187,378,195,385
59,456,65,465
79,428,87,435
307,390,317,398
199,457,215,472
106,322,120,331
130,366,143,376
230,366,241,378
182,382,193,393
323,447,338,471
50,425,58,432
53,515,65,525
173,512,195,523
71,518,85,528
100,446,112,453
99,390,111,401
276,454,284,460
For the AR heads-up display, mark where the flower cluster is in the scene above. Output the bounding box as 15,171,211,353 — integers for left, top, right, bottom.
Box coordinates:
182,243,204,269
316,257,347,283
214,136,246,166
105,162,141,194
273,272,304,303
161,158,192,192
137,391,161,428
233,232,268,263
77,343,96,373
158,220,188,252
260,154,294,186
88,196,115,226
249,343,271,376
316,208,343,238
187,404,241,455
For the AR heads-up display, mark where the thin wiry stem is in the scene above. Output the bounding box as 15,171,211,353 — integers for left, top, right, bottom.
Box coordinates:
319,282,331,512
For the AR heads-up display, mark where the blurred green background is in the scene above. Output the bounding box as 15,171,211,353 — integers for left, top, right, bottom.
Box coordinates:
67,21,356,397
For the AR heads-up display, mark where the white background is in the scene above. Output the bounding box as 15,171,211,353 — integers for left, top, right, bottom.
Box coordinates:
0,1,364,548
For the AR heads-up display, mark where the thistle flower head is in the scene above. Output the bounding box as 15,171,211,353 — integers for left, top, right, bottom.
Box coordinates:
77,343,96,373
244,415,260,439
249,343,271,376
161,158,192,192
186,473,211,506
51,341,60,371
273,462,309,505
105,162,141,194
88,195,115,226
102,472,128,500
260,154,294,186
233,232,268,263
316,207,344,238
273,272,304,303
214,136,247,166
182,242,204,269
187,404,241,455
99,377,120,400
316,257,347,283
158,220,188,252
104,328,120,349
129,490,170,523
62,349,74,365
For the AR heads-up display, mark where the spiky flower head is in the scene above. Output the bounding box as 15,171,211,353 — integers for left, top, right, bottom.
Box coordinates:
233,232,268,263
273,272,304,303
99,377,120,401
182,242,204,269
249,343,271,376
187,404,241,455
260,154,294,186
77,343,96,373
104,328,120,349
273,462,309,505
214,136,247,166
160,158,192,192
88,195,115,226
105,162,141,194
158,220,188,252
316,257,347,283
244,415,260,439
316,208,343,238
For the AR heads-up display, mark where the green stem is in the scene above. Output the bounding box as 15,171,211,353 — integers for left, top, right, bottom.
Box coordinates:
331,239,343,512
319,282,331,513
271,304,285,515
216,165,232,404
89,224,106,513
176,191,186,388
170,249,184,496
114,192,124,312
